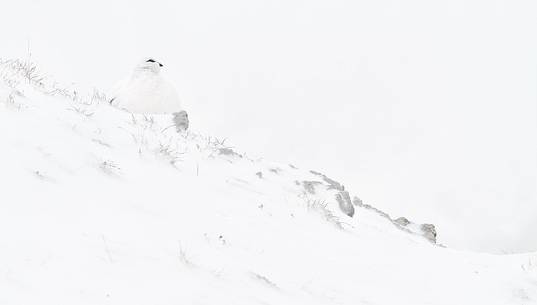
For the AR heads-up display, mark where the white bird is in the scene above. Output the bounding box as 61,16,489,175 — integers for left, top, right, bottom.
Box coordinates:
110,58,189,131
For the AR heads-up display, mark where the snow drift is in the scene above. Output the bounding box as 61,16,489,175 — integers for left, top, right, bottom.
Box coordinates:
0,58,536,305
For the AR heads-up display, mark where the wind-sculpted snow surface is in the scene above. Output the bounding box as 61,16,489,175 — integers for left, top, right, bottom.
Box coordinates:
0,59,536,305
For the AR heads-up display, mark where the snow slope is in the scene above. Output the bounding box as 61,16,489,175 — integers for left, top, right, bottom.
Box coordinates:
1,59,536,304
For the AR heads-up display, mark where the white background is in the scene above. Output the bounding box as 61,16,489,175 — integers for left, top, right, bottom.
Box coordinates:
2,0,536,253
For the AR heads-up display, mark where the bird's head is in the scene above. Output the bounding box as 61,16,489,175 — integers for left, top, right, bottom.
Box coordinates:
137,58,164,73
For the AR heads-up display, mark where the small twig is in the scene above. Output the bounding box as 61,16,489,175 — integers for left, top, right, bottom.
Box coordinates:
101,235,114,263
161,124,176,133
178,242,195,267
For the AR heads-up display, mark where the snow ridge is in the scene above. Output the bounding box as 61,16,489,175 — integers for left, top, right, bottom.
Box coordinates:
1,58,536,305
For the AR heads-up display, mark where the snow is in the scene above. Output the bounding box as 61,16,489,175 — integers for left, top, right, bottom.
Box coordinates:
0,59,536,304
2,0,536,254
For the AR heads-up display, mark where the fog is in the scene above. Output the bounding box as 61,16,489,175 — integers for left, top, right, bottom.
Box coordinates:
2,0,536,253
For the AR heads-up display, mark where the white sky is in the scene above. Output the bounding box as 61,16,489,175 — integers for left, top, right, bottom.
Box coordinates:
2,0,536,253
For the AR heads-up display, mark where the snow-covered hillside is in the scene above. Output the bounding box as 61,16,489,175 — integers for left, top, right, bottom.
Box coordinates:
1,59,536,304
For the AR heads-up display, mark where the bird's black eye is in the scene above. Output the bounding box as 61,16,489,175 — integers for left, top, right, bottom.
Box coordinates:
146,59,156,63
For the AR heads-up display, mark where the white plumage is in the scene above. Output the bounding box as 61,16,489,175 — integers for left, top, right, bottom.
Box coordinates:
110,58,183,114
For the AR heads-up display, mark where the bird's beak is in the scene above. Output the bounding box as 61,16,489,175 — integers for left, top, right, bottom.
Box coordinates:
158,62,164,67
